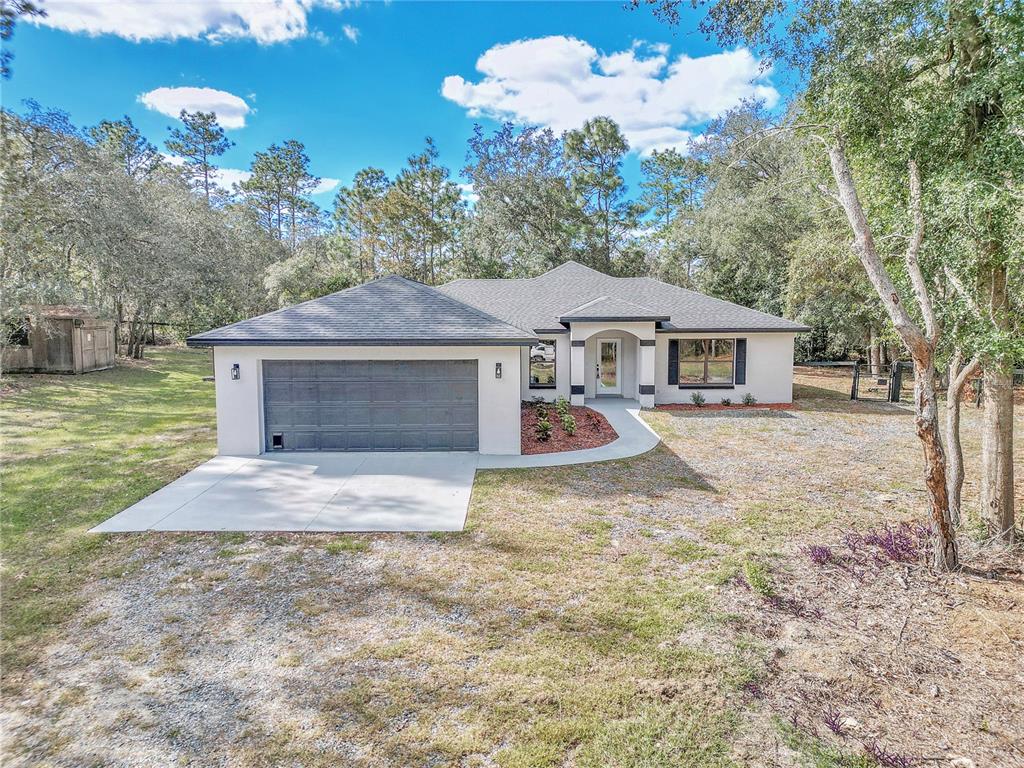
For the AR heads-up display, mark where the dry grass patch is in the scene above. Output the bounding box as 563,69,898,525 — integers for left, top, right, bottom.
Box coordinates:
3,354,1021,767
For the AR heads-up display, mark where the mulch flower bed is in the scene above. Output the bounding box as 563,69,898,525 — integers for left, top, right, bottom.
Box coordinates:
656,402,794,412
521,403,618,455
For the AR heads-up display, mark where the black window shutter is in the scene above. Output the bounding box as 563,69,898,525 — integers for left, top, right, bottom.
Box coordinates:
668,339,678,384
735,338,747,385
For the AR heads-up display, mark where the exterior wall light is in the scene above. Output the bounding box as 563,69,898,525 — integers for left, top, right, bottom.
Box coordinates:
495,362,502,379
231,363,240,381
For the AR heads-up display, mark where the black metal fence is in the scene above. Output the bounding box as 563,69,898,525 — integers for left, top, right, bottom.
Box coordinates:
850,361,909,403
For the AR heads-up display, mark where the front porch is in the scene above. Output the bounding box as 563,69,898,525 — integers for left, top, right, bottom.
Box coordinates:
568,321,657,409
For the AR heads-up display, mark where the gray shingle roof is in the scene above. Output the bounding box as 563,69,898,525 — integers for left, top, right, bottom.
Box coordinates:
439,261,809,333
187,275,538,347
559,295,669,322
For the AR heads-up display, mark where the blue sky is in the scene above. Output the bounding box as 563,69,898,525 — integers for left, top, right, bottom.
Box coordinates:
4,1,791,207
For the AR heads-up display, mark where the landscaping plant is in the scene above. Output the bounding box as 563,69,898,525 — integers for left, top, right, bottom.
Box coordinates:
742,393,757,406
720,397,732,406
560,413,576,435
535,418,552,441
555,396,570,416
690,392,706,407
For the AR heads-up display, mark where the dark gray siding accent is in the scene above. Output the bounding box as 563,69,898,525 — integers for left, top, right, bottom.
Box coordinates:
668,339,678,385
655,327,803,334
570,340,585,348
639,384,655,395
262,359,478,452
735,338,747,385
639,339,655,347
570,385,584,395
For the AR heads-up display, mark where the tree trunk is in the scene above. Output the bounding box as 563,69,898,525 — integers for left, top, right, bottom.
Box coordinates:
945,351,980,527
981,366,1015,542
979,259,1015,543
914,358,959,570
826,141,957,570
869,325,882,376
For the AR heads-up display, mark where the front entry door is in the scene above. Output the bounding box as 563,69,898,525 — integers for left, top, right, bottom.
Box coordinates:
597,339,621,395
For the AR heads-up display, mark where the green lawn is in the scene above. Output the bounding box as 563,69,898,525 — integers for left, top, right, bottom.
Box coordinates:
0,348,216,691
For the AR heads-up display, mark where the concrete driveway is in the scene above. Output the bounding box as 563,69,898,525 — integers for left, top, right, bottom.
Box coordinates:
91,452,479,533
92,398,661,534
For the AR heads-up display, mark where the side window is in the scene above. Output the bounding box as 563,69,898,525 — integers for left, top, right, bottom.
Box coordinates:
529,340,556,388
675,338,735,386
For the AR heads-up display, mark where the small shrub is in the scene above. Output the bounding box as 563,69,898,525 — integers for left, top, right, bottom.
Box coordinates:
862,741,917,768
690,391,706,407
742,393,757,406
560,413,577,435
536,418,553,441
805,544,835,566
822,704,846,736
555,396,570,416
720,397,732,406
535,403,548,420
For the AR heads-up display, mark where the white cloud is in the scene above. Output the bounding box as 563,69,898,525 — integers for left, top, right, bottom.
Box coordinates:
458,183,479,205
139,87,252,129
311,177,341,195
441,36,778,154
213,168,253,189
34,0,356,44
342,24,360,43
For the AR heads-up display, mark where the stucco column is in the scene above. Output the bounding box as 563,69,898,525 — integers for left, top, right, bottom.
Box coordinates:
639,339,656,408
570,339,585,406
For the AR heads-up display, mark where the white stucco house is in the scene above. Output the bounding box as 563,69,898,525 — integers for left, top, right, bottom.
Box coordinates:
187,261,808,457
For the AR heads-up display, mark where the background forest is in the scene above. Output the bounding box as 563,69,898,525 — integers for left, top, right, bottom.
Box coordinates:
4,97,901,363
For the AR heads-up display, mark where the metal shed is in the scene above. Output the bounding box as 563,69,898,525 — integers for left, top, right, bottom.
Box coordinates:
2,306,115,374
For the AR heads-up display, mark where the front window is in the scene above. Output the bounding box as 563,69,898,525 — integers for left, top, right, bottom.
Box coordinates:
529,339,556,388
678,339,734,386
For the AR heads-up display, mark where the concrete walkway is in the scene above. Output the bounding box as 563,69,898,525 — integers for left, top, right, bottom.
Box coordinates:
91,398,659,533
478,397,661,469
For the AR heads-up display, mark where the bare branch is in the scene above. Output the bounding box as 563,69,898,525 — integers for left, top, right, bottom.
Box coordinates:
952,354,981,396
904,160,939,346
826,133,931,361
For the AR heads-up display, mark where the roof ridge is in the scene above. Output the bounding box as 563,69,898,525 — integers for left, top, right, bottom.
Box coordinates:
639,276,803,324
188,275,393,338
561,295,609,314
403,277,535,336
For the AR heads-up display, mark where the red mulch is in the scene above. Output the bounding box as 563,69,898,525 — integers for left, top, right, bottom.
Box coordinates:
521,403,618,455
656,402,794,412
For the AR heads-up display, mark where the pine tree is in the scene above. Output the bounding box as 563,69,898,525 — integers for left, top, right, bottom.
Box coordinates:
165,110,233,204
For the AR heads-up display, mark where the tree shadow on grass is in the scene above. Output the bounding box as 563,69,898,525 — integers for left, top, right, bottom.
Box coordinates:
792,395,913,416
479,443,717,498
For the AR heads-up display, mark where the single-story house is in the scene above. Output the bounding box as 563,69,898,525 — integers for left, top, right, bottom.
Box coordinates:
187,261,808,456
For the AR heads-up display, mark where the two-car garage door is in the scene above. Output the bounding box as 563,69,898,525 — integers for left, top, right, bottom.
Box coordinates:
262,359,479,452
